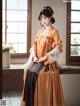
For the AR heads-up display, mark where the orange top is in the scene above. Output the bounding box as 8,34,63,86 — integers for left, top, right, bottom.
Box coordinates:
33,26,63,65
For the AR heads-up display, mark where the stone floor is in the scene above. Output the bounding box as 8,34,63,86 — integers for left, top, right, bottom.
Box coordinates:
2,91,80,106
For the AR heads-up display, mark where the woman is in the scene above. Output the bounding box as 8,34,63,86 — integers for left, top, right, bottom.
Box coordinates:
21,6,64,106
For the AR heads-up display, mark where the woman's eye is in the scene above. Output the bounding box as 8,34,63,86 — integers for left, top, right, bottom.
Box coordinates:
44,17,46,19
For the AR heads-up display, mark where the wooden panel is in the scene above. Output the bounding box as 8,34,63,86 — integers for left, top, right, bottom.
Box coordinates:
3,70,23,91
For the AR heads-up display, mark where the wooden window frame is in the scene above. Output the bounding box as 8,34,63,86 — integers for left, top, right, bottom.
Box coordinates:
66,3,80,66
0,0,2,98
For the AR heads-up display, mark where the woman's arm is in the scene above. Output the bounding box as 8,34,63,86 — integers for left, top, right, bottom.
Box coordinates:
39,29,63,64
46,29,63,63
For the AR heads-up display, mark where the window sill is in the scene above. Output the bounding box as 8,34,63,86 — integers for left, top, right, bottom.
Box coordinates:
59,65,80,74
3,64,80,74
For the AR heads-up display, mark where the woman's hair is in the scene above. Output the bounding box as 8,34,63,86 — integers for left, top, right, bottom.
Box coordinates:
38,6,55,24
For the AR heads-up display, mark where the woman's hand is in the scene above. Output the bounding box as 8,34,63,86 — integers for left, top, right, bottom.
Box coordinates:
33,56,38,62
39,55,47,62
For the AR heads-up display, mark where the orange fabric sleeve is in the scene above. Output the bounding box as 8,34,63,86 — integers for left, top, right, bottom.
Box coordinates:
53,30,63,52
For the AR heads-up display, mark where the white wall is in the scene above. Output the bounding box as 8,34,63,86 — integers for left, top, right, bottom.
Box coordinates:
61,74,80,105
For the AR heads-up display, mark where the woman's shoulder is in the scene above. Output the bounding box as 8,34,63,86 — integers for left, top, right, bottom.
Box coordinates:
51,26,59,34
36,27,45,37
35,29,41,38
49,26,60,38
37,27,44,34
36,28,42,36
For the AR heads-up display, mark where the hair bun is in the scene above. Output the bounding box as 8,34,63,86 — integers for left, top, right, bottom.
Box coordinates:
44,6,54,15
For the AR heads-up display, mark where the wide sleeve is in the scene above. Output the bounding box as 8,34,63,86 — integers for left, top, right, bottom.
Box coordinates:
30,30,40,57
24,31,39,67
46,29,63,63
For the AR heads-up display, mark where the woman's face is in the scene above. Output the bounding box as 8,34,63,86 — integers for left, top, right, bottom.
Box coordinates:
40,15,51,27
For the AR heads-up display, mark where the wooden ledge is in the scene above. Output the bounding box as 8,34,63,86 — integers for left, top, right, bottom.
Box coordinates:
3,64,80,74
59,65,80,74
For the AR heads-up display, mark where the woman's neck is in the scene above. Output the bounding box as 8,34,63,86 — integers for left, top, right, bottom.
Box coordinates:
43,24,52,29
43,24,52,32
40,24,52,36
